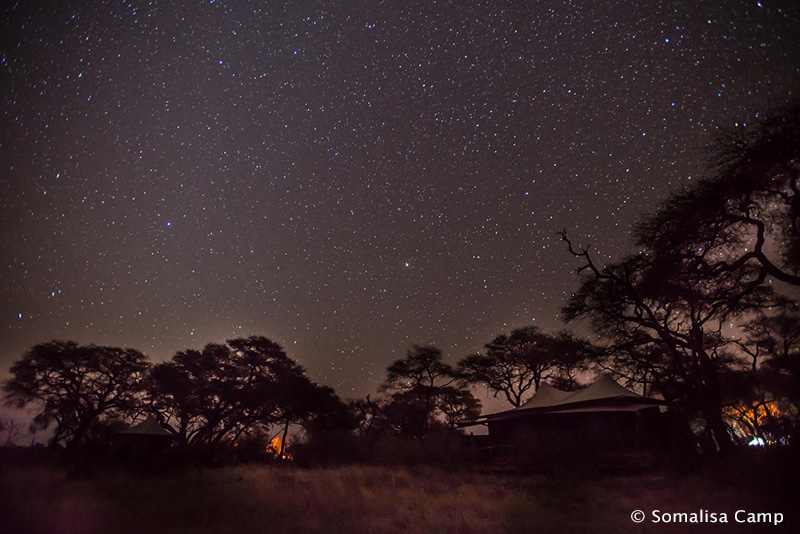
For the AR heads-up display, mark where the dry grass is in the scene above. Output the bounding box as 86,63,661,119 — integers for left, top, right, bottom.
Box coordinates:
1,451,796,533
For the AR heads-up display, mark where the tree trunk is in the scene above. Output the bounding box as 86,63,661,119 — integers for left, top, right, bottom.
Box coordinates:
693,336,735,454
701,400,734,454
66,414,94,451
697,357,734,454
280,422,289,459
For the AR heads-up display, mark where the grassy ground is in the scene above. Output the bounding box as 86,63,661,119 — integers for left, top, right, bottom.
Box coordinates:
1,449,796,534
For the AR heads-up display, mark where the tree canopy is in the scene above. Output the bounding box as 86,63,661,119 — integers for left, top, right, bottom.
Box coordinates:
3,341,150,449
560,101,800,452
376,345,478,438
637,100,800,288
458,326,591,408
148,336,332,451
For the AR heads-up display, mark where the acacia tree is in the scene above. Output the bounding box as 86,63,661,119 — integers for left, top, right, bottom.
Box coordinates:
148,336,329,452
436,387,482,428
378,345,477,437
559,103,800,453
458,345,534,408
638,101,800,288
739,308,800,383
148,343,240,447
731,308,800,442
295,385,356,444
226,336,327,455
458,327,591,408
560,232,774,453
380,389,432,438
536,330,594,391
381,345,456,413
3,341,150,450
598,342,678,399
352,395,387,445
0,418,27,446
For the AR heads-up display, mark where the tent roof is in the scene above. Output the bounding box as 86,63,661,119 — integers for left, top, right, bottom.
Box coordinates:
517,382,573,409
556,374,647,405
483,374,665,421
119,417,173,437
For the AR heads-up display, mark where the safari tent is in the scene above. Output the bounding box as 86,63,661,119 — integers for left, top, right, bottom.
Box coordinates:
114,417,174,460
475,375,668,470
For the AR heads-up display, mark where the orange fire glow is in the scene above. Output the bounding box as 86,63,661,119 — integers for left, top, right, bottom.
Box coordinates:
266,436,292,460
725,400,788,444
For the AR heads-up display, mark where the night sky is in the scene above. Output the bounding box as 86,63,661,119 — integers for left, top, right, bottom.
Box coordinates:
2,1,798,403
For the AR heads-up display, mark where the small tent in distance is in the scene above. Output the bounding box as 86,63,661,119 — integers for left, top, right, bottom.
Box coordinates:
114,417,174,464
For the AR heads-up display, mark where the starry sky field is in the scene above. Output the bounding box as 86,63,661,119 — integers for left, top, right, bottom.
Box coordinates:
1,0,798,401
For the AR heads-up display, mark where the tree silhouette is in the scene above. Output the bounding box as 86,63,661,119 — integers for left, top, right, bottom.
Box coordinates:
382,345,456,391
458,327,591,407
148,336,332,454
3,341,149,450
739,308,800,386
378,345,476,437
381,345,456,418
557,103,800,453
288,386,360,465
381,389,433,438
436,386,482,428
637,100,800,288
352,395,390,445
560,231,776,453
148,343,241,447
0,418,26,446
734,308,800,442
